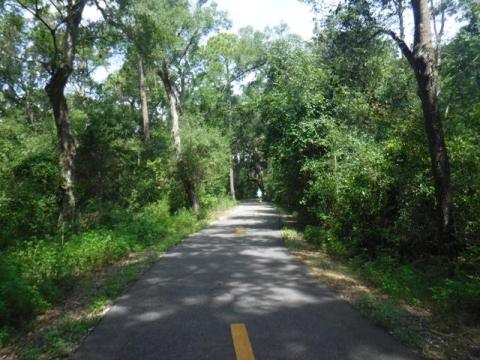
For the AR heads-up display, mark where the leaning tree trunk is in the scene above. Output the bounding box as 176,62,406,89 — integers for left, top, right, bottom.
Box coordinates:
138,58,150,142
46,67,78,226
159,61,200,214
410,0,456,253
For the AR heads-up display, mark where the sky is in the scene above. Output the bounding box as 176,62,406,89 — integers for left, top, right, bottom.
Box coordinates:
215,0,315,40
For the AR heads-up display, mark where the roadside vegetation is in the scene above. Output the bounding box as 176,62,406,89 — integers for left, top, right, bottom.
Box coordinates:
261,2,480,358
282,224,480,359
0,198,233,358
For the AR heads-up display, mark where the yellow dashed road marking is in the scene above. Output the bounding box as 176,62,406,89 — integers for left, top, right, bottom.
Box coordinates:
230,323,255,360
235,227,245,236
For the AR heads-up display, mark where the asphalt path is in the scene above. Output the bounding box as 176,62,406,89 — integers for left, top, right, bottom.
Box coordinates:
72,201,421,360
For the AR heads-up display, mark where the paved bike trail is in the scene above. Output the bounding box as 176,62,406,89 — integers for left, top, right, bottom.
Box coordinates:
72,202,421,360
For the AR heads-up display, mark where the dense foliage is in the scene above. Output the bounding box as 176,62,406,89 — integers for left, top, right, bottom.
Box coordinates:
260,0,480,319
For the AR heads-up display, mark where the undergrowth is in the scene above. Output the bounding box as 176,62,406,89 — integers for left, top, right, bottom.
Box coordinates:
299,224,480,322
0,196,235,348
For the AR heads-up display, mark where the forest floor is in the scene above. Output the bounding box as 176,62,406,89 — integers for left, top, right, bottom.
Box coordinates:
0,204,235,360
281,214,480,360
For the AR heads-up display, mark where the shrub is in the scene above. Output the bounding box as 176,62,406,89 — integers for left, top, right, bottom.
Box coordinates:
131,199,173,243
0,257,45,327
0,195,234,337
304,225,348,256
431,275,480,320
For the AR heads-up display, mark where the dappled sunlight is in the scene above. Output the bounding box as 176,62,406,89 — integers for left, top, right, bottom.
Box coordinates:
239,247,290,260
132,309,177,322
72,202,420,360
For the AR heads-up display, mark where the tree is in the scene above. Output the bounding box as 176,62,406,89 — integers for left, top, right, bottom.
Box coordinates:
307,0,458,254
202,29,266,200
134,0,225,212
12,0,88,227
385,0,456,253
94,0,153,143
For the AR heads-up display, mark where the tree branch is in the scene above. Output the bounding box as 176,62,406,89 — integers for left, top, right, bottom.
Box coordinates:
383,29,415,67
178,29,200,62
16,0,54,32
16,0,60,63
48,0,65,18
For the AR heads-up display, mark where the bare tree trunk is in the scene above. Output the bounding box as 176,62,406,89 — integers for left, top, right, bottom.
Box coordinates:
39,0,87,227
138,57,150,142
429,0,446,65
184,178,200,214
226,78,236,201
168,91,182,162
228,101,236,200
229,161,236,200
46,68,77,225
386,0,456,254
159,61,200,213
411,0,455,253
25,98,35,126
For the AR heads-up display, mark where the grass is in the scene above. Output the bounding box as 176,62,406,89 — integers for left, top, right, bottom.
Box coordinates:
354,294,420,347
0,196,236,359
281,225,480,360
16,258,152,360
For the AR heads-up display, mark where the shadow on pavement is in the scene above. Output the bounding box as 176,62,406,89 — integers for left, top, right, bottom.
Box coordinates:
72,202,422,360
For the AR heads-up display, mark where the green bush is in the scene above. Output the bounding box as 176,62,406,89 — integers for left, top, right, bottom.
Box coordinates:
0,195,234,335
431,275,480,320
132,199,173,243
0,257,45,327
304,225,348,257
171,208,198,236
0,119,59,247
350,255,427,302
179,125,230,200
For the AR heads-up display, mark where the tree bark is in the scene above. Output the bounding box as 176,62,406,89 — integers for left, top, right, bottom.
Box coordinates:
226,77,236,200
138,57,150,142
385,0,456,254
229,161,236,201
43,0,87,226
46,67,78,225
410,0,455,253
158,61,200,213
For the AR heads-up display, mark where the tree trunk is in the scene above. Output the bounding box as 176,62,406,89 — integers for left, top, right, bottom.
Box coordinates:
411,0,456,253
138,58,150,142
226,80,236,200
159,61,200,213
45,67,77,225
184,178,200,214
165,78,182,163
42,0,86,227
229,160,236,201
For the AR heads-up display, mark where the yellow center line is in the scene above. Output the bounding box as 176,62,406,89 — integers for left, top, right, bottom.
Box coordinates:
235,227,245,236
230,323,256,360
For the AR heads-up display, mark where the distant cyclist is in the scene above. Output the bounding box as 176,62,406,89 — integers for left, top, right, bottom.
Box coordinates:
256,188,263,202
